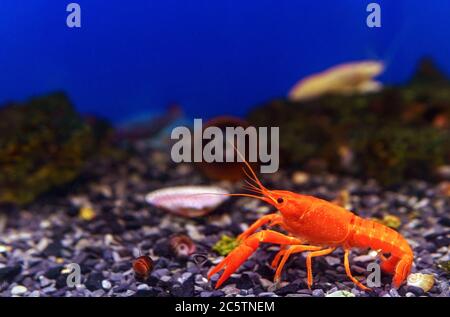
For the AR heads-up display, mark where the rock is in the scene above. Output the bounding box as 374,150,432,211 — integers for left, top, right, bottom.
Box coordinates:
0,92,111,205
258,292,277,297
172,275,195,297
85,272,104,291
91,289,105,297
274,283,298,296
160,275,171,283
42,241,63,257
101,280,112,290
292,171,310,185
0,265,22,283
405,285,425,296
151,268,170,279
29,290,41,297
44,266,63,280
137,284,150,291
389,288,400,297
353,255,376,263
11,285,27,296
325,256,341,266
326,290,355,297
235,273,254,290
134,289,159,297
312,289,325,297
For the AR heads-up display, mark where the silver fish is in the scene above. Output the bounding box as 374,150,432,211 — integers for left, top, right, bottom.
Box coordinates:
145,185,229,217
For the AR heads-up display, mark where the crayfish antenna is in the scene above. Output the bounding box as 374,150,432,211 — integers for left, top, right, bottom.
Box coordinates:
225,139,268,193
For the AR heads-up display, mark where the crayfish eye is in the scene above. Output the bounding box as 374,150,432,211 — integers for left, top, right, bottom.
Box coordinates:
277,198,284,204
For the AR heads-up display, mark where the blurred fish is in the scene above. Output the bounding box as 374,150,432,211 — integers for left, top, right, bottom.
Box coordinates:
114,104,182,142
289,60,384,101
145,185,229,217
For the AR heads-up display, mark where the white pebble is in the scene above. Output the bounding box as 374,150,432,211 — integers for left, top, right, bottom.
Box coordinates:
137,284,150,291
0,245,11,253
160,275,171,282
11,285,28,296
29,290,40,297
101,280,112,290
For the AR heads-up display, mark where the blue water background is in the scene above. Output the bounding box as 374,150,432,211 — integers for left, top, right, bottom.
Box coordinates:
1,1,449,123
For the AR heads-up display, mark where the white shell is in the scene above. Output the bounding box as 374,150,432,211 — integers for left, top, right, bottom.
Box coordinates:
407,273,435,292
145,185,229,217
325,290,355,297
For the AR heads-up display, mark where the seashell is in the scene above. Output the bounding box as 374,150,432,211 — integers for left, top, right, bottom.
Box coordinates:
145,185,229,217
407,273,435,292
169,234,196,258
133,255,154,280
325,290,355,297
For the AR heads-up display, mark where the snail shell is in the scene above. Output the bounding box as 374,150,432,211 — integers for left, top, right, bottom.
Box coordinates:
407,273,435,292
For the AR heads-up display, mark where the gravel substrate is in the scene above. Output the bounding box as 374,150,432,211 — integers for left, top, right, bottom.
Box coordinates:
0,146,449,297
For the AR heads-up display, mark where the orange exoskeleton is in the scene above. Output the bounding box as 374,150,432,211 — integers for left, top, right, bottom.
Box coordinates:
207,157,414,291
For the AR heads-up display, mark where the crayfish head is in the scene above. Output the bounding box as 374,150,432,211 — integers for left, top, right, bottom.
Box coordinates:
261,189,300,215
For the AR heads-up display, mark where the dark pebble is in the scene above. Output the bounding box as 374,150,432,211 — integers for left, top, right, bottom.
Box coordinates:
153,240,172,257
56,274,70,289
235,273,255,290
203,225,222,235
211,290,225,297
134,289,160,297
405,285,425,296
114,282,131,293
312,289,325,297
42,241,63,257
85,272,104,291
0,265,22,283
44,266,63,280
274,283,298,296
438,217,450,227
172,275,195,297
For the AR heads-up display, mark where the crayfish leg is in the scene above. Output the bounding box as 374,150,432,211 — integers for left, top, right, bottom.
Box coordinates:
392,255,413,288
273,245,323,283
344,249,371,291
306,247,335,289
208,230,303,289
237,214,281,242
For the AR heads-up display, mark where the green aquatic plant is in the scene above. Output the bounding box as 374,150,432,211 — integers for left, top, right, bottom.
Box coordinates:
0,92,111,205
373,214,402,230
212,235,239,256
351,125,448,185
248,58,450,185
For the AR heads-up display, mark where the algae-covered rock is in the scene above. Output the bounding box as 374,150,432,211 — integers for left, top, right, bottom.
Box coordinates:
248,58,450,185
0,92,111,205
